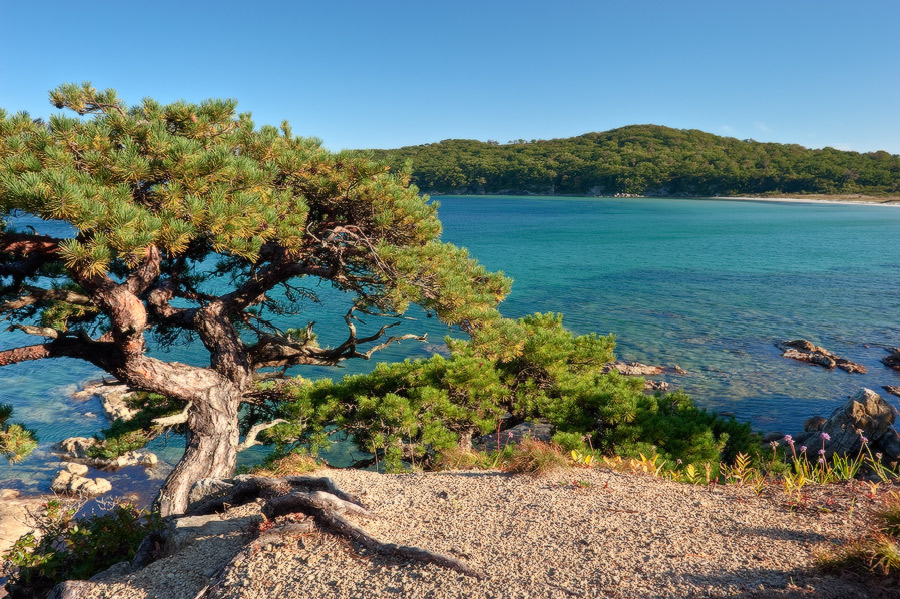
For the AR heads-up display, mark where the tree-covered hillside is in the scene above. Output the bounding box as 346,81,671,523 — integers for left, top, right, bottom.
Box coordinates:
372,125,900,197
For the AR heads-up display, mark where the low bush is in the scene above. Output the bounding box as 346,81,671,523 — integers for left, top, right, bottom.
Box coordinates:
3,499,163,599
263,312,759,473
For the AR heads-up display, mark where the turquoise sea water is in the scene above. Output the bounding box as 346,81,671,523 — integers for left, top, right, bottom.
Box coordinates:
2,196,900,492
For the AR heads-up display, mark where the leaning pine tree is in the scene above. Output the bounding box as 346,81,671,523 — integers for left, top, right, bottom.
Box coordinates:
0,83,510,518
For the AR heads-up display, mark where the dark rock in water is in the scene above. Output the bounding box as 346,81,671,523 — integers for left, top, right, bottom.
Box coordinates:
605,361,687,376
804,416,827,432
884,385,900,398
473,420,555,452
642,379,672,393
883,347,900,372
792,431,815,446
821,388,898,458
775,339,867,374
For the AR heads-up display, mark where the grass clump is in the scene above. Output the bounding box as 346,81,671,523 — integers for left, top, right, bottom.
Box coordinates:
502,439,570,477
818,493,900,580
251,449,319,477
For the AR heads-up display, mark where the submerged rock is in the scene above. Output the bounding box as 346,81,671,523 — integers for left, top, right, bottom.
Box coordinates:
775,339,866,374
884,386,900,398
72,380,139,421
607,361,664,376
883,347,900,372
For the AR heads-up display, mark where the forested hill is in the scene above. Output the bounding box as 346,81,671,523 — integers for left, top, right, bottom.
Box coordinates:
371,125,900,197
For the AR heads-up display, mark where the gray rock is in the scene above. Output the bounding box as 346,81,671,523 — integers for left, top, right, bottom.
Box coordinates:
821,388,898,458
803,416,827,432
187,478,235,513
883,347,900,372
89,561,132,582
884,385,900,398
163,513,255,556
762,432,785,443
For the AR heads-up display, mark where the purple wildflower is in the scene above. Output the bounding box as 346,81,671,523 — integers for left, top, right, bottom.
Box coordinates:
821,432,831,442
818,456,826,465
799,446,807,453
783,434,794,445
860,435,869,444
818,448,826,455
876,452,884,460
508,431,514,439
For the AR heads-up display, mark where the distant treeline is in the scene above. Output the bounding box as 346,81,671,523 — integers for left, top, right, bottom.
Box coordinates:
371,125,900,197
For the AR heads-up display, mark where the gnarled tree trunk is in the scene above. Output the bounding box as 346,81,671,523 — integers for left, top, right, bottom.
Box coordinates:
155,386,242,517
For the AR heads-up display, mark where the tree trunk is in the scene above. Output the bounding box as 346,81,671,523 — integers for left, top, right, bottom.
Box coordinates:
155,386,242,517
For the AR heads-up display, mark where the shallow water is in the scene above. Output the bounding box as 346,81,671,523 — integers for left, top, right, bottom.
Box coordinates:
2,196,899,492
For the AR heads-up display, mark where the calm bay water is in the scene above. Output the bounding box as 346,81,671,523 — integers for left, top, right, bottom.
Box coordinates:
2,196,900,492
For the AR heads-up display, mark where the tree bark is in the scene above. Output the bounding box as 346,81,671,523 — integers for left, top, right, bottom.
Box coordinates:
155,385,242,517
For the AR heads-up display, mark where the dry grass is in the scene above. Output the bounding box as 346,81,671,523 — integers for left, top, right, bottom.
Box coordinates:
817,492,900,580
433,446,484,471
502,438,570,477
251,452,319,477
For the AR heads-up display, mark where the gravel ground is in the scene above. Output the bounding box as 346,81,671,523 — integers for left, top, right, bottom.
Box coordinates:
58,469,899,598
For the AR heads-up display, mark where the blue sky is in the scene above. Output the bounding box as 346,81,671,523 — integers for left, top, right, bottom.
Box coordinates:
1,0,898,153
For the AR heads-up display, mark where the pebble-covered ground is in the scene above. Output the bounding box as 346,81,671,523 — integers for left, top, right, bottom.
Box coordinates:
70,467,899,598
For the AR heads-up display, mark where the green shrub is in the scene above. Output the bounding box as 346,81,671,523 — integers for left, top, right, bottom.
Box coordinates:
265,312,758,472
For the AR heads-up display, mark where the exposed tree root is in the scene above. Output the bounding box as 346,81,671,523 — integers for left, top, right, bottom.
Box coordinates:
190,475,482,599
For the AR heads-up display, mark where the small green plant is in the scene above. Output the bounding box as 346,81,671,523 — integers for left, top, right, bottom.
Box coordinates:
3,498,163,598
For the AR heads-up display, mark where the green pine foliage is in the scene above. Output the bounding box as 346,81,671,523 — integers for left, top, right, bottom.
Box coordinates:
372,125,900,196
264,313,757,471
0,403,38,464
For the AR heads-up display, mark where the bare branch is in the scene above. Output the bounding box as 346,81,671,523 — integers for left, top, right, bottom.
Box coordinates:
151,401,193,428
1,286,93,311
237,418,287,452
6,324,60,338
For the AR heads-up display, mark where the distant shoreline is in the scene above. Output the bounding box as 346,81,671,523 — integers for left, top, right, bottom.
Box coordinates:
711,195,900,207
433,192,900,207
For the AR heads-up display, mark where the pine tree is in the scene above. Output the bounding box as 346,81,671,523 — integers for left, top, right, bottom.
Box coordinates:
0,83,510,516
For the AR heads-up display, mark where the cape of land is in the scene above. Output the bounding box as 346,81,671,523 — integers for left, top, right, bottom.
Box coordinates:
371,125,900,199
59,468,891,599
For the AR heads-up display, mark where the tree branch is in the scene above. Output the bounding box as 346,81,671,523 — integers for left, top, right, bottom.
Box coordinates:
237,418,287,452
0,286,93,312
151,401,193,428
247,308,425,369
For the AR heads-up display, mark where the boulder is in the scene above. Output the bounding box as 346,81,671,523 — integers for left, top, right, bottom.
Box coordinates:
803,416,827,432
883,348,900,372
776,339,866,374
762,431,785,443
50,463,112,497
820,388,898,458
186,478,235,513
89,449,157,470
163,513,256,556
884,386,900,398
54,437,97,459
